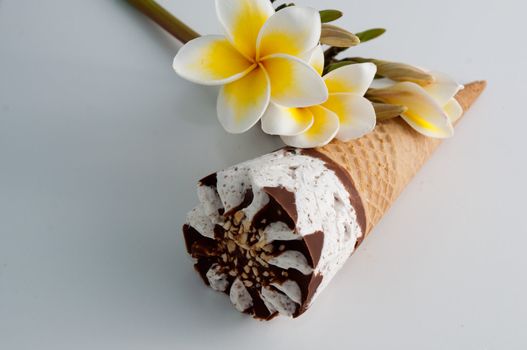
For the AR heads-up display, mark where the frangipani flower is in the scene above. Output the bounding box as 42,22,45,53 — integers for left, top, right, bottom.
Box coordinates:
261,47,378,148
423,71,464,123
173,0,328,134
369,71,464,138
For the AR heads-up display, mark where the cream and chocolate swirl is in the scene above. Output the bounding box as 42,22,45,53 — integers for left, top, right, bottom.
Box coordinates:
183,148,366,319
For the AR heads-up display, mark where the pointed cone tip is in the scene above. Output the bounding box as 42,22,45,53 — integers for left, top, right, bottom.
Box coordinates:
456,80,487,112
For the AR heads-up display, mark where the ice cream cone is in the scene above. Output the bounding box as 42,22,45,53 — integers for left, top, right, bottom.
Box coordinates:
182,81,486,320
316,81,487,236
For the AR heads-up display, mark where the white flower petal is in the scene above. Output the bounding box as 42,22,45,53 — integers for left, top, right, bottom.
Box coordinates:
257,6,321,59
217,66,270,133
215,0,275,59
261,103,314,136
323,93,376,141
444,98,463,123
261,54,328,108
323,63,377,95
173,35,254,85
372,82,454,138
308,45,325,76
281,106,339,148
424,71,464,106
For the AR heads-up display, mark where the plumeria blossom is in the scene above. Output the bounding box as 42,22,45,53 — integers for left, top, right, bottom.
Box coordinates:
370,71,464,138
261,46,378,148
423,71,464,123
173,0,328,133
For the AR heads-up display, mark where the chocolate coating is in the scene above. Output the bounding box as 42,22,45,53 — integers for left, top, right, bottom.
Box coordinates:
183,148,365,319
299,148,367,247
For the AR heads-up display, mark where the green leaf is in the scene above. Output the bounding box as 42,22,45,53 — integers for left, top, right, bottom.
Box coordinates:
355,28,386,43
319,10,343,23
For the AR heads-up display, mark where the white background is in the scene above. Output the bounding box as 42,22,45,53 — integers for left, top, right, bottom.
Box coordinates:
1,0,526,349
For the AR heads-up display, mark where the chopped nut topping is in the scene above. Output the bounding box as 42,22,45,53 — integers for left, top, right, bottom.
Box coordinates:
201,209,297,294
233,211,245,225
242,220,251,232
262,244,274,253
243,280,253,287
239,232,248,245
256,256,269,267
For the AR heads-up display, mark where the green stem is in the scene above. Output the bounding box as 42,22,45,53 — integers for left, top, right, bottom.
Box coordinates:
126,0,200,44
323,46,351,67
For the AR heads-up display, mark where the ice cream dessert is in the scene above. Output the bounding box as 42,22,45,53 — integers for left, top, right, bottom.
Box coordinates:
183,81,486,320
184,147,364,319
122,0,487,322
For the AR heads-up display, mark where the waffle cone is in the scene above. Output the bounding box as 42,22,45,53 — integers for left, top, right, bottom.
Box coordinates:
316,81,486,236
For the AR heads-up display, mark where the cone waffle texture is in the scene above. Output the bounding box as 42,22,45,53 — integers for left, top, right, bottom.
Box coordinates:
316,81,486,236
